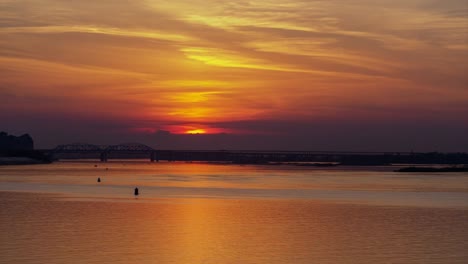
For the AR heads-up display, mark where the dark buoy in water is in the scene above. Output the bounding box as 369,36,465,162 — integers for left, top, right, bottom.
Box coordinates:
97,177,101,183
134,187,139,196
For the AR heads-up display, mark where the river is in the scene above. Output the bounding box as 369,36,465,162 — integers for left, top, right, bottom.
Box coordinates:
1,161,467,263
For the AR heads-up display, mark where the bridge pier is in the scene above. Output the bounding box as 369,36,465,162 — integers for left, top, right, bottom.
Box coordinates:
150,151,158,162
100,152,108,162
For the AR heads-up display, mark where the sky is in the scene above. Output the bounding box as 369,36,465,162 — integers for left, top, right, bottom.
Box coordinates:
1,0,467,151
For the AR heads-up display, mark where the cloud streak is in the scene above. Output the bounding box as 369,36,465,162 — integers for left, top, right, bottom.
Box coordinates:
1,0,467,150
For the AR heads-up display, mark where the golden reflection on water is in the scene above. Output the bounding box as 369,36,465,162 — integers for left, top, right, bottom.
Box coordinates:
1,192,468,264
2,162,468,193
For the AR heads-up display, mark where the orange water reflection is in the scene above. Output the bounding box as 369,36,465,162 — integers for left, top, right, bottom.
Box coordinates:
1,192,468,264
2,162,468,195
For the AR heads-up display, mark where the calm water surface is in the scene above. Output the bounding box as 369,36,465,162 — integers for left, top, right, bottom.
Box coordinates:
1,161,468,263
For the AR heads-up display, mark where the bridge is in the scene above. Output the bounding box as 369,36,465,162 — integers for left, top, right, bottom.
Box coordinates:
46,143,468,164
52,143,157,162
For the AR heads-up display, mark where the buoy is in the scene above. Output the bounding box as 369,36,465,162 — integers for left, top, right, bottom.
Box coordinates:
134,187,139,196
97,177,101,183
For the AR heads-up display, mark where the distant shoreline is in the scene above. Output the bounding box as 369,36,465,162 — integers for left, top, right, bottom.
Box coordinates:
396,166,468,172
0,157,51,166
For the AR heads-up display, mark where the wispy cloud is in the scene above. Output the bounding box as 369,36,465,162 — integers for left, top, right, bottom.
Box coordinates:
1,0,467,147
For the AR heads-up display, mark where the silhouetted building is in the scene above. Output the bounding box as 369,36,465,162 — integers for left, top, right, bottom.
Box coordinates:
0,132,34,151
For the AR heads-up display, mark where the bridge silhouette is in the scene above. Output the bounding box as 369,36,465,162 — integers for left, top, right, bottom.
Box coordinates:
46,142,467,164
53,143,157,162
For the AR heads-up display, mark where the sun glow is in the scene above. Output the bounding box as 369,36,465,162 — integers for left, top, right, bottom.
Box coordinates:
186,129,206,134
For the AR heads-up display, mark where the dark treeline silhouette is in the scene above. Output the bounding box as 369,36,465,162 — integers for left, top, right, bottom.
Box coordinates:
397,166,468,172
152,151,468,165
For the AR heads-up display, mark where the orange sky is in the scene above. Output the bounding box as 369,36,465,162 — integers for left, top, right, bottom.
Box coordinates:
1,0,467,150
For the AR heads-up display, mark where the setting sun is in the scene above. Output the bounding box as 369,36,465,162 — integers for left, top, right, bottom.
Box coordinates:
186,129,206,134
0,0,466,152
2,1,468,263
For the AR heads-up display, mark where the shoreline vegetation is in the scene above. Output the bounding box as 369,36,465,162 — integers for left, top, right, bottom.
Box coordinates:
395,166,468,172
0,150,53,166
0,157,52,166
